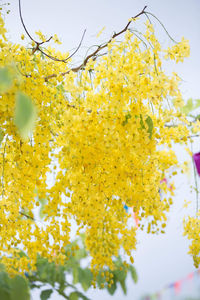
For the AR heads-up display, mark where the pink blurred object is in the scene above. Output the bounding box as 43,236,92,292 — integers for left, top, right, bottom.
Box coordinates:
187,272,193,280
131,209,139,228
193,152,200,176
160,178,167,184
133,212,139,228
174,280,182,294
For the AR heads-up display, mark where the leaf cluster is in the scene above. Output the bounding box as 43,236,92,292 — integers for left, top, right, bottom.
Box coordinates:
0,264,30,300
181,98,200,120
24,235,137,299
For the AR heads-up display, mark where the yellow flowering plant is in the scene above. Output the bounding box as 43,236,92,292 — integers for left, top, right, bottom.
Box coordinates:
0,1,199,284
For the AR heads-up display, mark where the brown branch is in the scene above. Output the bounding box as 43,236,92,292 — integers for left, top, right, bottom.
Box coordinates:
19,0,86,62
19,211,35,221
19,2,146,80
44,5,147,81
64,29,87,61
186,134,200,139
35,29,86,62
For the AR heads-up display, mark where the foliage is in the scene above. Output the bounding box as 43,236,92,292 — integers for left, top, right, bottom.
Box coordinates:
14,91,37,139
0,235,137,299
0,3,199,278
181,98,200,122
0,265,30,300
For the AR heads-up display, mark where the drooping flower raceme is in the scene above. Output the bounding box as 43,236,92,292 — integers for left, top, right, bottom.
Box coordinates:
0,12,195,275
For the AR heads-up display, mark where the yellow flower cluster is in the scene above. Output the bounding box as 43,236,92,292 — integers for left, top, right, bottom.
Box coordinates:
0,12,194,275
183,216,200,268
164,37,190,63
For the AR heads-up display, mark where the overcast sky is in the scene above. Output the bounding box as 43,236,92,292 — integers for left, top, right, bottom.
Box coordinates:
3,0,200,299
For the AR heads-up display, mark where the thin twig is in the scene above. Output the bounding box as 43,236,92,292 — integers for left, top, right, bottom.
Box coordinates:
19,211,35,221
65,29,86,61
187,134,200,139
18,0,37,43
145,11,178,44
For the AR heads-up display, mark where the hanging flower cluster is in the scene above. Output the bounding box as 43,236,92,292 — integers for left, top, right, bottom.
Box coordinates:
0,10,194,276
184,216,200,268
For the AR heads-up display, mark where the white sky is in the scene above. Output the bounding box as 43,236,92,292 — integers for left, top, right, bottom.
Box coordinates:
3,0,200,299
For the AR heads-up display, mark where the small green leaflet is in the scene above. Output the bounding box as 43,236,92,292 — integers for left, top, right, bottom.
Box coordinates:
14,92,37,139
40,289,53,300
140,114,153,139
0,272,30,300
10,276,30,300
78,268,93,291
0,129,4,146
0,67,13,94
106,277,117,295
181,98,200,115
122,113,131,126
129,265,138,283
69,292,79,300
145,116,153,139
139,114,145,129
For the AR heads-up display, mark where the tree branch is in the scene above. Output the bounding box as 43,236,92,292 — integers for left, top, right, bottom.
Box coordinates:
18,3,146,81
43,5,147,81
19,211,35,221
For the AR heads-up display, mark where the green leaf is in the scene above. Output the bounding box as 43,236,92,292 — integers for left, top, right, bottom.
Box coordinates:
114,268,126,283
139,114,145,129
119,279,127,295
14,92,37,139
69,291,79,300
55,265,65,292
139,114,153,138
72,267,79,284
180,98,200,116
18,250,28,258
36,257,50,281
0,129,4,146
96,271,105,289
122,113,131,126
0,288,10,300
107,278,117,295
114,266,127,295
181,98,195,114
10,275,30,300
0,272,10,299
46,262,56,286
70,291,90,300
0,264,6,272
79,268,93,291
129,265,138,283
145,116,153,139
195,99,200,109
40,289,53,300
0,67,13,93
195,99,200,108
